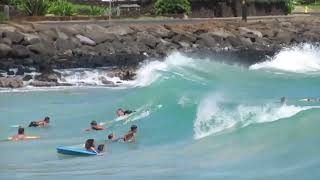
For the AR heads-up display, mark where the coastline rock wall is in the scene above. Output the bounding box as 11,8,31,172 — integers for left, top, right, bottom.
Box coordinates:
0,16,320,88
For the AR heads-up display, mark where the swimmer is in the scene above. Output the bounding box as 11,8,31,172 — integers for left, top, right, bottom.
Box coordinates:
123,125,138,143
107,133,122,143
28,117,50,127
84,120,105,131
280,97,286,105
9,127,40,141
85,139,105,154
116,108,135,117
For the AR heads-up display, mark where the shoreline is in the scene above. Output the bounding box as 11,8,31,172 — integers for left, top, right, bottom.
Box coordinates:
1,16,320,88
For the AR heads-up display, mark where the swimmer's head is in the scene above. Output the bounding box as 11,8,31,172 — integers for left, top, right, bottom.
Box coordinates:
131,125,138,132
108,133,114,140
44,117,50,123
18,127,24,135
85,139,95,150
90,120,97,126
116,108,125,117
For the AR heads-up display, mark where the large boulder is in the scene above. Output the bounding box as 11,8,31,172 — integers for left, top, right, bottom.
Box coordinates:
105,26,134,36
23,33,41,45
12,45,31,58
82,25,117,44
35,72,59,82
197,33,219,48
136,32,158,49
28,43,55,56
0,43,13,57
0,77,24,88
239,27,263,38
2,31,24,44
76,34,96,46
55,37,80,50
0,38,12,46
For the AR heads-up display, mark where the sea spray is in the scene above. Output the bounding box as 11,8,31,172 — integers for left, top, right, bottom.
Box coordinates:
250,44,320,73
194,93,320,139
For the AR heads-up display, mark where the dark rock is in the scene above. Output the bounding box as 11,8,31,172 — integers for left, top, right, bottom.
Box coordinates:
0,77,23,88
28,43,55,56
83,25,117,44
23,33,41,45
12,45,30,58
40,29,58,41
15,65,25,75
95,42,115,55
0,38,12,46
98,76,115,85
55,38,79,50
136,32,158,49
172,33,197,45
197,33,219,48
239,27,263,38
23,75,33,81
105,26,134,36
3,31,24,44
35,72,59,82
0,43,13,57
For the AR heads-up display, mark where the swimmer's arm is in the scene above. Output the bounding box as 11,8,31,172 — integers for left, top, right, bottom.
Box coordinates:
83,128,91,131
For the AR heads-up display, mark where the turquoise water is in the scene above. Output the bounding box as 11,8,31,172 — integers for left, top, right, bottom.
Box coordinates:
1,44,320,179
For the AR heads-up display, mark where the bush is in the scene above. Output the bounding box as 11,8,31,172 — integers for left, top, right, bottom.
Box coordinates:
285,0,295,14
155,0,191,15
49,0,75,16
21,0,50,16
73,4,106,16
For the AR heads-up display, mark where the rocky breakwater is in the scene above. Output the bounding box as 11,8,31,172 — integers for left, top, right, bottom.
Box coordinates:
0,16,320,88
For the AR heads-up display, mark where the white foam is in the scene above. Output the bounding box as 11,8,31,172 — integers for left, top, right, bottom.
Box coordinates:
132,52,200,87
193,94,320,140
250,44,320,74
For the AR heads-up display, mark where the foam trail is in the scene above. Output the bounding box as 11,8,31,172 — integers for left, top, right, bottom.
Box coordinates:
250,44,320,73
194,94,320,139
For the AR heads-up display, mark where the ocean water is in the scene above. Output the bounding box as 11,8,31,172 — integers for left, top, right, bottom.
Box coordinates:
1,44,320,180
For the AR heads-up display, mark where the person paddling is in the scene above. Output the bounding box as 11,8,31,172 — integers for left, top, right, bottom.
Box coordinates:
85,139,105,154
9,127,40,141
123,125,138,143
84,120,105,131
107,133,122,143
28,117,50,127
116,108,135,117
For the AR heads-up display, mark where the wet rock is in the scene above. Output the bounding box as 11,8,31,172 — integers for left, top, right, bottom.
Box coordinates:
0,77,23,88
3,31,24,44
76,34,96,46
0,43,12,57
197,33,219,48
98,76,115,85
29,81,57,87
23,75,33,81
28,43,55,56
35,72,59,82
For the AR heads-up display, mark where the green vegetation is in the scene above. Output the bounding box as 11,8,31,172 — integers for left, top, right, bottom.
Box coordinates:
1,0,108,16
308,0,320,10
155,0,191,15
286,0,295,13
48,0,74,16
21,0,50,16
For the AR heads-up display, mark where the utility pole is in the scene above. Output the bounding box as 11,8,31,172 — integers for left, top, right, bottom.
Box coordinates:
241,0,247,22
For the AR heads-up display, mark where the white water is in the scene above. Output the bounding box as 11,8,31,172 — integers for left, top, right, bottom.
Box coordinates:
250,44,320,73
194,93,320,139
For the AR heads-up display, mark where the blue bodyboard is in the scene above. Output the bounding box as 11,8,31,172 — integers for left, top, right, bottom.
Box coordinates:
56,146,97,156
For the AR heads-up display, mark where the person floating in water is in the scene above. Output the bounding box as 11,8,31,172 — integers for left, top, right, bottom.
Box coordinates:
28,117,50,127
107,133,122,143
116,108,135,117
9,127,40,141
123,125,138,143
84,120,105,131
280,97,286,105
85,139,105,154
